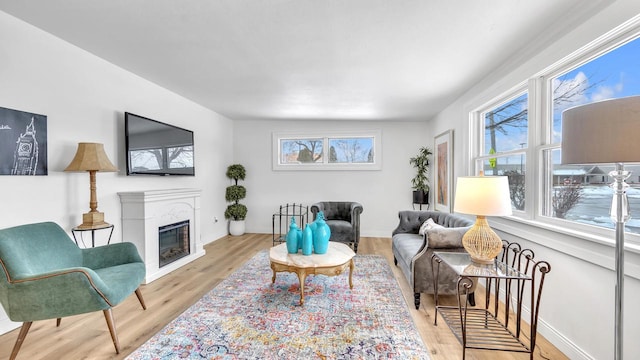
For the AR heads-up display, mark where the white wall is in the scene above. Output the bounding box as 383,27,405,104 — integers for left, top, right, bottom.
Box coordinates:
4,1,638,357
0,11,233,333
233,119,430,237
430,1,640,359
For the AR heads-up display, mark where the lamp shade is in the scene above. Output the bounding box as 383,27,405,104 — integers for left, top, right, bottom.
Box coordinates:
64,143,117,172
454,176,512,216
561,96,640,165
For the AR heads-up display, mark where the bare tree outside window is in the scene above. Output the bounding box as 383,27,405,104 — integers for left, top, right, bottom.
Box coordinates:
274,132,380,170
328,138,373,163
553,182,583,219
281,139,323,164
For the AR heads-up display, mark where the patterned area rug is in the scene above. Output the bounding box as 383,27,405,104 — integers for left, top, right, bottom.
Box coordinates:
126,251,430,359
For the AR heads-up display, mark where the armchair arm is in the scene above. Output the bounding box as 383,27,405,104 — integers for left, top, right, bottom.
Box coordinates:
392,210,437,236
349,202,363,223
3,267,114,321
82,242,143,269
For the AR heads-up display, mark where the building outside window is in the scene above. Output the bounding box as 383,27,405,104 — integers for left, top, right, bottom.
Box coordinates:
472,28,640,237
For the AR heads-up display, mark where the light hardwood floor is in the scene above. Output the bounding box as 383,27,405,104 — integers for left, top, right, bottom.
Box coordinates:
0,234,568,360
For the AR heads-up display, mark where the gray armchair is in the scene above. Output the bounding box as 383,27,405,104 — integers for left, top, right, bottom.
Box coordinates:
310,201,363,253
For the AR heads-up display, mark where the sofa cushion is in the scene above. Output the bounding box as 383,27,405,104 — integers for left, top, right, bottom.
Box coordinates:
427,227,468,249
326,219,353,244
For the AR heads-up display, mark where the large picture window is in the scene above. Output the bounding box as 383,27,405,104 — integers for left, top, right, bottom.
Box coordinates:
542,35,640,234
273,131,381,170
471,26,640,238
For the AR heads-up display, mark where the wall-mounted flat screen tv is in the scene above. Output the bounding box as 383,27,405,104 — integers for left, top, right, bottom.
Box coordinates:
125,112,195,176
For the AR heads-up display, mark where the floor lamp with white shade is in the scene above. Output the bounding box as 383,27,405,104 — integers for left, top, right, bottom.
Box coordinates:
561,95,640,360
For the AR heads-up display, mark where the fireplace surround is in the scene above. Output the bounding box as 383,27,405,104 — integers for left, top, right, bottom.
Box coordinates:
118,188,204,283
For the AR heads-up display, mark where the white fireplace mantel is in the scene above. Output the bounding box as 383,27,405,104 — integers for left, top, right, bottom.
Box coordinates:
118,188,205,283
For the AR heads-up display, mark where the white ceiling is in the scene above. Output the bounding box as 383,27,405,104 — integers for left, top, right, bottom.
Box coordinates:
0,0,607,121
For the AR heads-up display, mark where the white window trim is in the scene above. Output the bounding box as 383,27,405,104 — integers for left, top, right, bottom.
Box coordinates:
272,130,382,171
469,16,640,247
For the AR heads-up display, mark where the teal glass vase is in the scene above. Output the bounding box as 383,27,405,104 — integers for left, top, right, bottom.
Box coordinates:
286,217,301,254
302,225,313,255
313,211,331,254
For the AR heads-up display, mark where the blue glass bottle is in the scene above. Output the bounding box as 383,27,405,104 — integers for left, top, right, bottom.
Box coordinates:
302,225,313,255
313,211,331,254
286,217,301,254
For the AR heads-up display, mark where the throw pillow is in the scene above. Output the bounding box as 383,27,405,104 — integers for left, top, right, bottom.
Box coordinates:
418,218,444,235
427,227,469,248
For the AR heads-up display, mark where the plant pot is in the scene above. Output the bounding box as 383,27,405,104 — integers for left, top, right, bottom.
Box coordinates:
412,190,429,204
229,220,245,236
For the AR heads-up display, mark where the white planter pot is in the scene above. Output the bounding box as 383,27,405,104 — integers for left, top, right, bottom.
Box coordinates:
229,220,246,236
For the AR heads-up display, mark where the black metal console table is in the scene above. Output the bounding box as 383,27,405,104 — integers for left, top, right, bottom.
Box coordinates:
271,203,309,246
431,241,551,360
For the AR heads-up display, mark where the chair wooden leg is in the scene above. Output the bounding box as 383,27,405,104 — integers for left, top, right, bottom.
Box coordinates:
103,309,120,354
135,288,147,310
10,322,32,360
56,318,61,327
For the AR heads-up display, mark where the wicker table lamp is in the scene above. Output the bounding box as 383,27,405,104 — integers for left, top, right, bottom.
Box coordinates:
453,175,512,264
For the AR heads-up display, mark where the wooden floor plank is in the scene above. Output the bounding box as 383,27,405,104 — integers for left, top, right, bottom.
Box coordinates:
0,234,567,360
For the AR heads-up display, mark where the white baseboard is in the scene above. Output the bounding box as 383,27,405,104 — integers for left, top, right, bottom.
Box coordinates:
536,316,595,360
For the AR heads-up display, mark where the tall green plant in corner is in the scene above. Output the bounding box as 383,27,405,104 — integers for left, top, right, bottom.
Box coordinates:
225,164,247,235
409,147,432,205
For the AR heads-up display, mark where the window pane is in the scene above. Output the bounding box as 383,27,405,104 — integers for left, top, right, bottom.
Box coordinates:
543,148,640,234
483,93,528,154
480,154,525,211
280,138,323,164
327,137,374,163
552,36,640,143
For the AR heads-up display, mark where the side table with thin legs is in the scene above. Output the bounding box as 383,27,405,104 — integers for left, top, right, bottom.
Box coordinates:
71,224,114,248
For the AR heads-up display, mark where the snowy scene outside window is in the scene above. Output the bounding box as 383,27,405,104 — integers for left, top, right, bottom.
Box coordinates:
473,33,640,235
545,36,640,233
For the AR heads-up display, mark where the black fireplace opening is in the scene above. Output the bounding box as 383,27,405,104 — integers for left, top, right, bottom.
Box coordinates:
159,220,190,267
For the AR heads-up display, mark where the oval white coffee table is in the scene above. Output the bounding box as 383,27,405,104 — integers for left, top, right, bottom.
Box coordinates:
269,242,355,305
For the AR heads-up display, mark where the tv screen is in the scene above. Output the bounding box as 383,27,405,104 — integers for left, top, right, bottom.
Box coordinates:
125,112,195,176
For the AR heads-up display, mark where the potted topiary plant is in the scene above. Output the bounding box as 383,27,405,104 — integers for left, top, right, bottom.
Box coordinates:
409,147,432,205
225,164,247,236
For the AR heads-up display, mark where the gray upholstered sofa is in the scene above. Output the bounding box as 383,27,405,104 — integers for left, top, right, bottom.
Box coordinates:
311,201,363,252
392,210,475,309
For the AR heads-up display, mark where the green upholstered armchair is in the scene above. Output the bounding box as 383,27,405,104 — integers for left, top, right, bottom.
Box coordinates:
0,221,146,360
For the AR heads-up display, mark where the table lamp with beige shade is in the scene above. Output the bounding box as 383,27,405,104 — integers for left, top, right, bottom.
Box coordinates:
453,174,512,264
64,142,117,229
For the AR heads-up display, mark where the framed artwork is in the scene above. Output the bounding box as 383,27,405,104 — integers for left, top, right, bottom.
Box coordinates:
0,107,48,175
434,129,453,212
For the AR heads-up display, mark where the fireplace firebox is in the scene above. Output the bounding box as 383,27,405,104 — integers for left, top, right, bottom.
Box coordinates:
159,220,190,267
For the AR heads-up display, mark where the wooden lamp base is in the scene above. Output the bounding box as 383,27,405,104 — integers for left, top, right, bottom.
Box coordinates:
76,211,111,230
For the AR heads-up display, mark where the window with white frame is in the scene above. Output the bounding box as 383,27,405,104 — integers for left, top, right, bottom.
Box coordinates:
474,92,529,212
472,27,640,236
541,35,640,234
272,131,381,170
